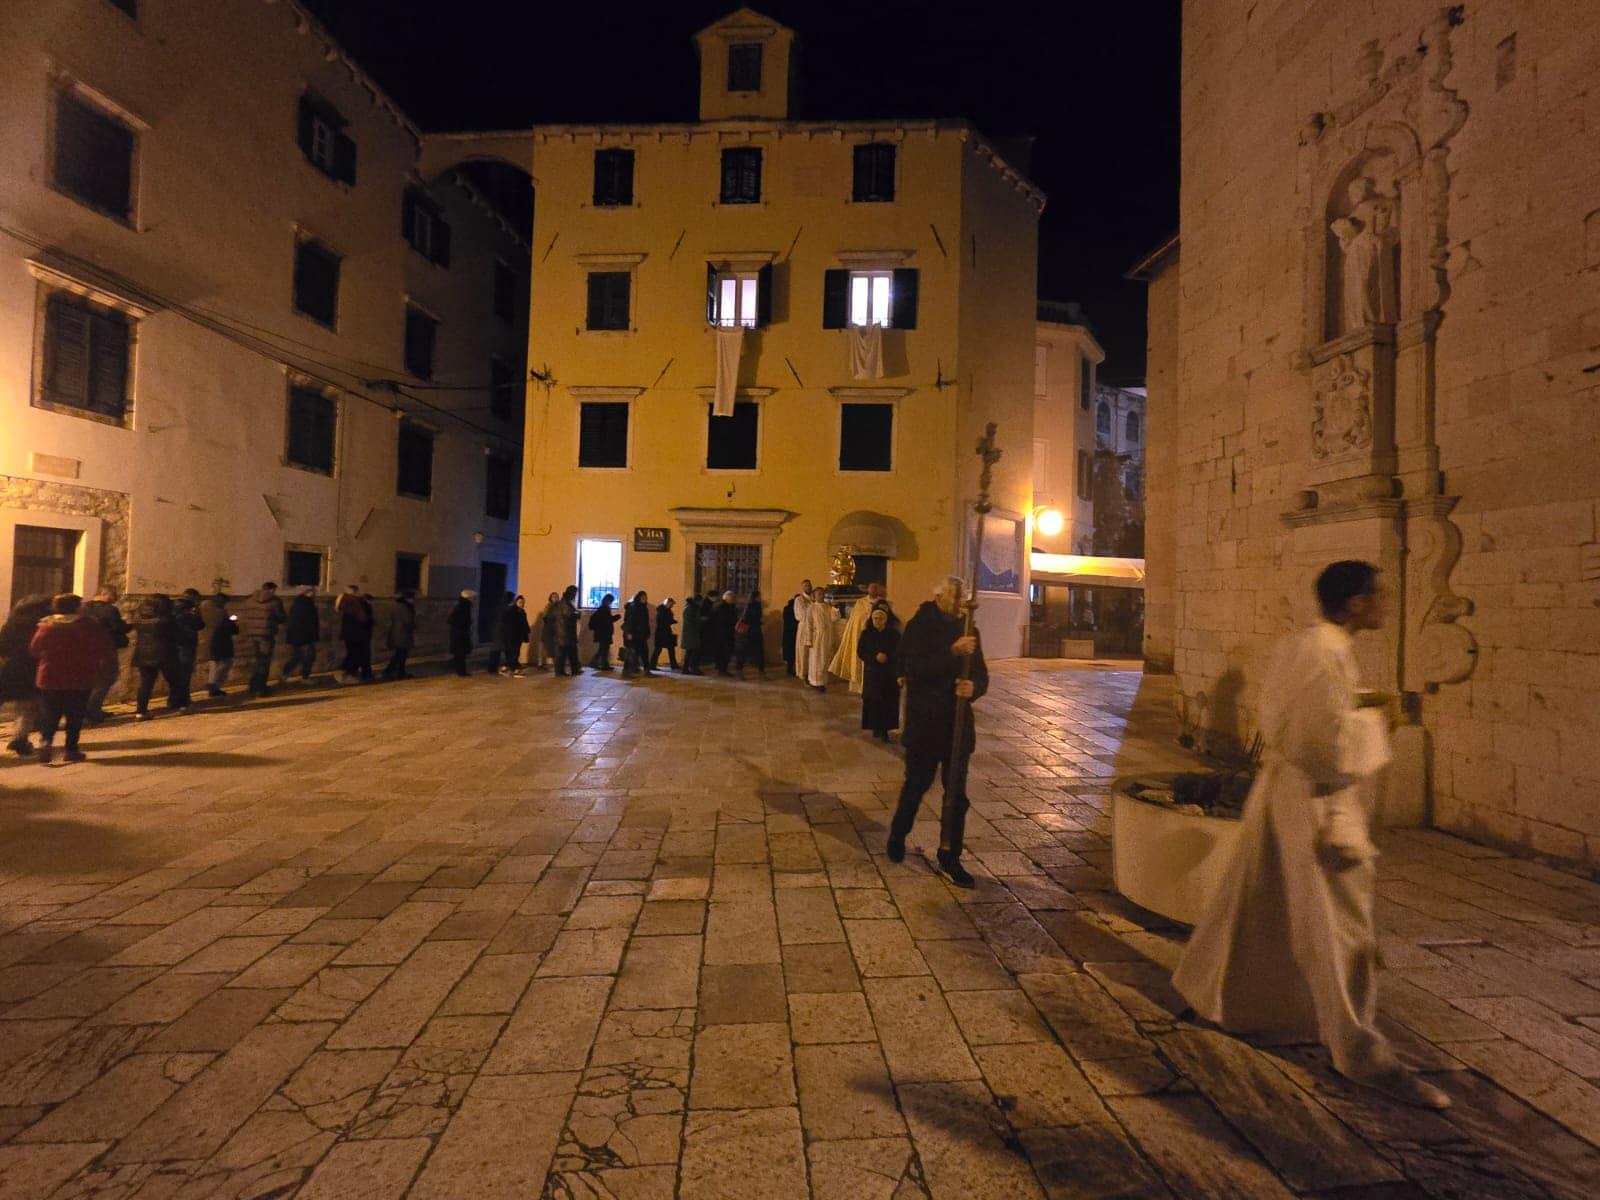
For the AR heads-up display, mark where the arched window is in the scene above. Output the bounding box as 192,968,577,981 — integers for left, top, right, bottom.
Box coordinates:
1125,411,1140,443
1095,402,1110,439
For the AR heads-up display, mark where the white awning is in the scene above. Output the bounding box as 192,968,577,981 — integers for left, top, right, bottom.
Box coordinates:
1029,552,1145,589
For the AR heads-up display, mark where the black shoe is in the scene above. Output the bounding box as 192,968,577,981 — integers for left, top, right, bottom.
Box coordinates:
6,739,33,757
62,749,86,764
886,835,905,864
936,851,975,889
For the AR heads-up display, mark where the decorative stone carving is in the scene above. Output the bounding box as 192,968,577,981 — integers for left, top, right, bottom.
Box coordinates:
1310,354,1374,458
1403,497,1476,689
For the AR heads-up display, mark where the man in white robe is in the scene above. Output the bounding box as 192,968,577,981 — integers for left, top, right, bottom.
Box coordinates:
829,582,891,694
1171,561,1450,1110
792,584,813,683
804,594,836,691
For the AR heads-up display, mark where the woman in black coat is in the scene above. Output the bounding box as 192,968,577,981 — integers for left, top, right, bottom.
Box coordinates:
448,591,474,676
735,591,766,677
857,603,902,740
2,594,51,755
652,598,678,672
497,594,531,676
132,595,183,718
621,591,652,677
587,594,617,670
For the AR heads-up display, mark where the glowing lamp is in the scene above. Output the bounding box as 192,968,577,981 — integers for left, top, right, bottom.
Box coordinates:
1034,507,1065,538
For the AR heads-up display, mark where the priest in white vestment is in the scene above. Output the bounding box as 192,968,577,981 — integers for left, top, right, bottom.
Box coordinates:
792,585,813,682
804,594,836,690
829,582,891,694
1171,561,1451,1110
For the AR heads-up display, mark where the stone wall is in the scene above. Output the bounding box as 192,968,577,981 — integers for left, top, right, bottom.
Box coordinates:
1140,256,1179,672
1158,1,1600,862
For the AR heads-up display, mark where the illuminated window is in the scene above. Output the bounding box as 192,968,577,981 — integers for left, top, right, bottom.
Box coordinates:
823,269,918,329
577,539,622,610
850,272,892,327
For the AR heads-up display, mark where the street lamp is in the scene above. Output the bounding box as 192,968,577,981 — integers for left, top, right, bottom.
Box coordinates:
1032,506,1065,538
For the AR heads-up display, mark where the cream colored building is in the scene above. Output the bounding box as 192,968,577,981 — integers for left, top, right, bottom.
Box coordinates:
514,8,1042,655
0,1,528,624
1033,308,1100,556
1146,2,1600,862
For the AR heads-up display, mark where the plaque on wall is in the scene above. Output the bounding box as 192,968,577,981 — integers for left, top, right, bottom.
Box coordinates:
633,527,670,552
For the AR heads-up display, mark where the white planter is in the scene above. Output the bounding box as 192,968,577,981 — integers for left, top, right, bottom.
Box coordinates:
1111,789,1241,925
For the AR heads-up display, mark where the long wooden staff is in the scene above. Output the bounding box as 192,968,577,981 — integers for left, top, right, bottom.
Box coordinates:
951,424,1002,773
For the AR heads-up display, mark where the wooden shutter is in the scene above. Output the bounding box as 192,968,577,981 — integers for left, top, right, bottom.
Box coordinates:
706,262,718,325
296,95,316,157
756,263,773,328
401,191,417,240
609,274,629,329
433,216,451,267
333,130,357,184
891,268,919,330
87,308,129,417
586,274,606,330
43,295,91,407
822,269,848,329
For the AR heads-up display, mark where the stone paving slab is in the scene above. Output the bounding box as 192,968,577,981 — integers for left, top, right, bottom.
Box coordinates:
1,659,1599,1197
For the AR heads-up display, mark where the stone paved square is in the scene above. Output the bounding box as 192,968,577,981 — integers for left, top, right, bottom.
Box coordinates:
2,661,1598,1198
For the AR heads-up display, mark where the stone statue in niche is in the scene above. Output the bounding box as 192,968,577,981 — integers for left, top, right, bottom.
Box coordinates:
1329,175,1398,335
1310,353,1373,459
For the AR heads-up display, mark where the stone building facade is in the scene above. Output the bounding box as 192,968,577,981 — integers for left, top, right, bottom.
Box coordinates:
1145,2,1600,861
0,1,528,647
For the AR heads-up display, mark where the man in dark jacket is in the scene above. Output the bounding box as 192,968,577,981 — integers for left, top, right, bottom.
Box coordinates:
448,590,474,676
2,594,53,755
282,586,320,683
711,591,739,676
652,598,678,672
555,585,581,676
781,582,808,677
237,582,286,696
680,595,702,675
172,589,205,708
384,590,417,680
82,587,131,722
885,576,988,888
622,591,652,677
203,591,238,696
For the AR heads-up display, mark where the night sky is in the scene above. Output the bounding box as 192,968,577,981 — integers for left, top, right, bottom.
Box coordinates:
304,0,1180,382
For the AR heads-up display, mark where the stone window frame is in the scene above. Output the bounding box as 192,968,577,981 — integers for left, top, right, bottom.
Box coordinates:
829,386,910,477
283,372,340,478
27,259,151,430
693,386,775,476
283,543,327,590
0,507,104,607
570,386,643,473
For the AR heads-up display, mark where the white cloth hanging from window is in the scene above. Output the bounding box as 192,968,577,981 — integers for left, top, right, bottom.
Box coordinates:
849,322,884,380
713,327,744,417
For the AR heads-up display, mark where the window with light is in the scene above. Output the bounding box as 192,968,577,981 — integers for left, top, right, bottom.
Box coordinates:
850,271,892,327
577,539,622,610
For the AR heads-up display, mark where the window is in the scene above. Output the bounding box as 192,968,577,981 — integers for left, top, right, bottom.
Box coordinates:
706,401,759,471
586,271,631,331
485,453,513,520
490,358,514,421
577,538,622,609
720,147,762,204
292,237,340,328
852,143,896,203
593,148,634,206
706,264,772,328
494,260,517,322
396,421,434,499
838,403,893,472
286,384,336,474
1034,344,1048,398
53,90,134,220
404,305,438,379
284,547,324,589
402,189,451,266
1080,359,1093,410
727,43,763,92
578,402,629,468
394,552,424,594
11,526,81,606
297,93,356,184
1095,401,1111,441
695,544,760,599
38,291,131,421
1126,410,1141,443
823,268,918,329
1077,450,1092,501
106,0,138,16
1034,438,1050,504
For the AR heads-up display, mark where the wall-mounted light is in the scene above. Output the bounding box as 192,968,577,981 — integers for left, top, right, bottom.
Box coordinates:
1032,506,1065,538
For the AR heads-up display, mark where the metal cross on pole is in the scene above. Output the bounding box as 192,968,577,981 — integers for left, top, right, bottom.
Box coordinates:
951,423,1002,772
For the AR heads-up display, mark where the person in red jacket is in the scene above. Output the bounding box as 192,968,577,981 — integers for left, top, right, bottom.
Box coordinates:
28,593,113,764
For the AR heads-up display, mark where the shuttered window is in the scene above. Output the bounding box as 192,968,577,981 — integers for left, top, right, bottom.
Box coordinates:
53,90,134,219
292,238,340,328
822,268,918,329
40,292,131,421
578,402,629,468
838,403,893,472
852,143,896,203
296,94,356,184
593,148,635,206
286,384,337,473
404,306,438,379
396,422,434,499
706,402,759,470
585,272,631,331
719,148,762,204
401,189,451,266
727,43,763,92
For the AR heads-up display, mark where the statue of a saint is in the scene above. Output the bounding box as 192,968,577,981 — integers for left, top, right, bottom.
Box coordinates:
1331,176,1398,334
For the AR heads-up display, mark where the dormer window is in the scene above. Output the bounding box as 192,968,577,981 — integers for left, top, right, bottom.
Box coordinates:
728,43,763,92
